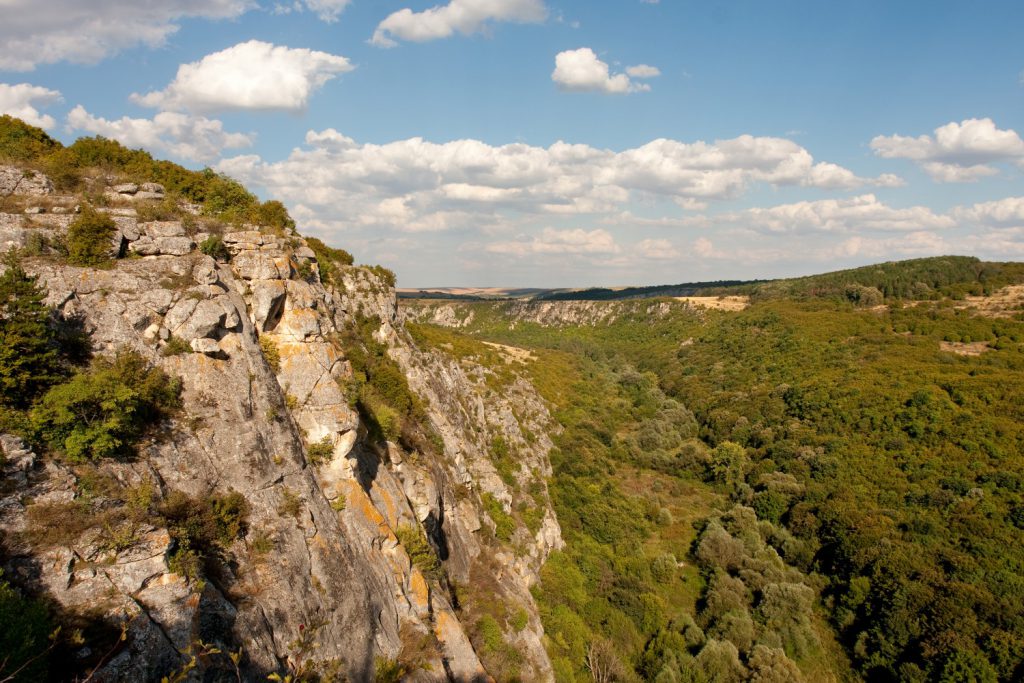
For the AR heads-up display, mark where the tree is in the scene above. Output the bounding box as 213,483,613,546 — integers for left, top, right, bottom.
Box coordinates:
0,252,62,407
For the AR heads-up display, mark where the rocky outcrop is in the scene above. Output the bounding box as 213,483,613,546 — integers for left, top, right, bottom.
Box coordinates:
0,165,53,197
405,298,685,329
0,169,561,681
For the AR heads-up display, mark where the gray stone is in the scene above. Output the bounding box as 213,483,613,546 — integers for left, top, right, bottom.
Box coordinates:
142,221,186,238
112,183,139,195
180,299,226,339
24,206,44,214
0,166,53,197
251,281,287,331
190,337,222,356
134,191,164,201
192,261,219,285
223,230,263,245
153,237,193,256
140,182,165,194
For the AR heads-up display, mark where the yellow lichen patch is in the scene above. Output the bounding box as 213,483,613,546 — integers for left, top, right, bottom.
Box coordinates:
348,480,395,540
408,567,430,616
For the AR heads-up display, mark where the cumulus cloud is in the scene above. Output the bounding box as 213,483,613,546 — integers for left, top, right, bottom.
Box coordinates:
552,48,654,94
952,196,1024,228
635,238,679,260
487,228,620,257
132,41,353,113
0,83,62,129
730,194,955,233
0,0,251,71
215,128,888,238
625,64,661,79
371,0,547,47
871,118,1024,182
66,106,252,163
273,0,351,22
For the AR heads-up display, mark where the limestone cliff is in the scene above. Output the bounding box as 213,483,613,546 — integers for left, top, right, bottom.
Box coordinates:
0,169,561,682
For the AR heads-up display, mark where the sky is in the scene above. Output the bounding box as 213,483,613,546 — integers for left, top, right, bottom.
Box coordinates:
1,1,1023,288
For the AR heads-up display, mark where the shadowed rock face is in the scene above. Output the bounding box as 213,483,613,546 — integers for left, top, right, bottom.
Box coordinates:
0,171,561,682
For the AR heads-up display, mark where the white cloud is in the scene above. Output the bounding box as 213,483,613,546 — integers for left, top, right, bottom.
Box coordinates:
635,238,679,260
132,41,353,113
215,128,886,238
552,48,652,94
871,118,1024,182
0,0,252,71
273,0,351,22
371,0,547,47
0,83,62,129
625,64,661,79
731,194,955,234
486,228,620,257
953,196,1024,228
66,106,252,163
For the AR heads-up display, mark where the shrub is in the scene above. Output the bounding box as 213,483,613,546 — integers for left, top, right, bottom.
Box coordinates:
394,524,442,581
259,336,281,373
482,493,515,542
30,349,181,461
66,206,116,267
0,570,55,681
277,487,302,518
306,436,333,465
0,253,64,407
305,237,353,286
159,490,249,582
160,336,192,357
0,115,60,162
199,235,230,261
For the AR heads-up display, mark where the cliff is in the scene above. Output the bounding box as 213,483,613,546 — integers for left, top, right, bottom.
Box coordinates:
0,167,561,682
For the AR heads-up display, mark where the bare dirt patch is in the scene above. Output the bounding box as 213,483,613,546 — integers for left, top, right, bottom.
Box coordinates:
955,285,1024,318
674,295,750,311
940,341,991,356
481,341,536,364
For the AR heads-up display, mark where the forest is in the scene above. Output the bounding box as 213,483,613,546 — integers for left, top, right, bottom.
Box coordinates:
408,260,1024,682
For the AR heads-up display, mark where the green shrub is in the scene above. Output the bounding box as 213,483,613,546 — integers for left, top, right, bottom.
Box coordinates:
482,493,515,542
366,265,396,288
0,253,64,407
66,206,116,266
306,436,333,465
305,237,353,286
199,234,230,261
160,336,192,357
0,115,60,162
30,349,181,461
259,336,281,373
0,570,55,682
159,490,249,582
395,524,442,581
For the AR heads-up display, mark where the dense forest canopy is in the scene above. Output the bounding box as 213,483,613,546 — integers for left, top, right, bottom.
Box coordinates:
409,258,1024,682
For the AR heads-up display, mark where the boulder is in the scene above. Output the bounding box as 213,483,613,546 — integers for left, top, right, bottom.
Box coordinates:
179,299,227,339
251,281,287,331
111,183,139,195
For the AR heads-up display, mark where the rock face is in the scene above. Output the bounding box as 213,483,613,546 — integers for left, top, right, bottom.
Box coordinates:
0,171,561,682
0,165,54,197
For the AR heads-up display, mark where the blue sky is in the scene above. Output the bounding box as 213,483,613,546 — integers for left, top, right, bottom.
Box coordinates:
2,0,1023,287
